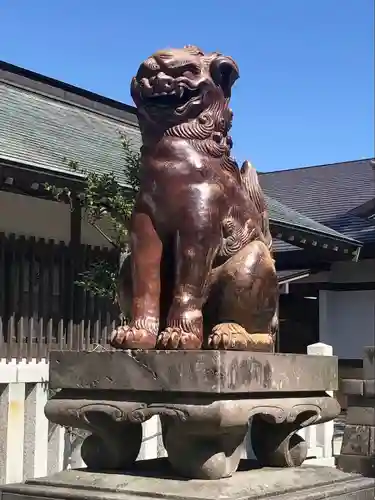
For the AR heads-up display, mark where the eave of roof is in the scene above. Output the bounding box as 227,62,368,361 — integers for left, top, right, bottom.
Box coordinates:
266,195,362,257
277,269,311,285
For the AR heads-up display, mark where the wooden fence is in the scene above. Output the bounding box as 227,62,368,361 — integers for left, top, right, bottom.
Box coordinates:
0,233,120,361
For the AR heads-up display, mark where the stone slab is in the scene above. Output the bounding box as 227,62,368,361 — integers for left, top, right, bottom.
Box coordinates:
49,350,338,393
337,454,375,478
347,406,375,425
342,379,375,397
1,462,374,500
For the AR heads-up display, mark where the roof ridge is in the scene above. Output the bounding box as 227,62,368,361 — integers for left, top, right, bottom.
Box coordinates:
259,157,375,175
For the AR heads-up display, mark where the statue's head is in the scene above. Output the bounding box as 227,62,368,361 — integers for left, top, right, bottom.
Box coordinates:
131,45,239,130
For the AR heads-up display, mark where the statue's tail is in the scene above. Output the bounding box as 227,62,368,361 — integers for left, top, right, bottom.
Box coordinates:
240,160,272,251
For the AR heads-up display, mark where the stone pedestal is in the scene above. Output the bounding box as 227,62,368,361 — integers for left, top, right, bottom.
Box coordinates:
2,349,363,499
43,350,340,479
1,463,375,500
337,346,375,477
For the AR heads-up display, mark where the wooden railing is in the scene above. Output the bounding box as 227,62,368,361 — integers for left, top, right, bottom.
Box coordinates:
0,233,119,361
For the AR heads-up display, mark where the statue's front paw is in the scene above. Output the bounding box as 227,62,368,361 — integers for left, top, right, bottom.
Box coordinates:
208,323,249,350
208,323,273,351
156,327,202,350
110,324,157,349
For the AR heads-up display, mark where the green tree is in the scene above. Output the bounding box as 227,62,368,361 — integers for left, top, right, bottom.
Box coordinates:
45,132,140,301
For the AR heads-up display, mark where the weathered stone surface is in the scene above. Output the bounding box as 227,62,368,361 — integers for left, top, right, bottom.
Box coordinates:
341,425,372,456
347,406,375,426
337,454,375,479
49,350,338,393
346,395,375,408
342,379,375,397
1,463,375,500
45,390,340,479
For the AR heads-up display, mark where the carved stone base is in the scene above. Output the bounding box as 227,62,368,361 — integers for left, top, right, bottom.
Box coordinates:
45,350,340,480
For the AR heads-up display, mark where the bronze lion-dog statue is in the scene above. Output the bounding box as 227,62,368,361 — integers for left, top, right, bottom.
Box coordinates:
111,45,279,351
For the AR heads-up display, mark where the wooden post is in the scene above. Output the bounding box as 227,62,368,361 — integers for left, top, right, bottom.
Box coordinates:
70,196,82,350
70,196,82,250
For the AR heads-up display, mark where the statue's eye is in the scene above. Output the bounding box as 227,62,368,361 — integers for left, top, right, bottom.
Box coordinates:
182,71,195,79
181,63,200,76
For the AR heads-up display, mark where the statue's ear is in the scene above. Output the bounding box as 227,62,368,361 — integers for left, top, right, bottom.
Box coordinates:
210,56,239,97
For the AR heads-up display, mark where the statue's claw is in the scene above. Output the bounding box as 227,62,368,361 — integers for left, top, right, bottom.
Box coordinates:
156,326,202,350
110,325,157,349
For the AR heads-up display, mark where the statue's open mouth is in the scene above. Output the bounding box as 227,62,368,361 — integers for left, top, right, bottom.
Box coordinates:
143,85,201,113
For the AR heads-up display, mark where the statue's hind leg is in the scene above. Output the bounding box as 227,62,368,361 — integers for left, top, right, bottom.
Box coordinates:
206,241,278,351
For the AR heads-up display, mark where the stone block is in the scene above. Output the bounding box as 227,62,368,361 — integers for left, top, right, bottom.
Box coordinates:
347,406,375,426
48,350,339,393
340,425,373,456
337,454,375,479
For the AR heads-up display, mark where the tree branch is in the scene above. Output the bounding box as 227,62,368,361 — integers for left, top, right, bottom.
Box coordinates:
91,222,119,249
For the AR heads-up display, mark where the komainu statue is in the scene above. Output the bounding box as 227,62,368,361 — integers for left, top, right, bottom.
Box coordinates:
111,46,279,351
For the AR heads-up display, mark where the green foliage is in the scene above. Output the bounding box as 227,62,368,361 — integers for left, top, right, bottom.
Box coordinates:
44,131,140,300
75,259,119,299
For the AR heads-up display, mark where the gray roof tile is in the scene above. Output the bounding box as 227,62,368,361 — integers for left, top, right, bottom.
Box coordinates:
260,159,375,246
0,82,141,185
265,195,360,243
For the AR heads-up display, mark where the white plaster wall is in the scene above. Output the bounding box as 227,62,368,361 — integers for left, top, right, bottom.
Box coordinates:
0,191,114,247
319,289,375,359
80,212,119,248
0,190,70,242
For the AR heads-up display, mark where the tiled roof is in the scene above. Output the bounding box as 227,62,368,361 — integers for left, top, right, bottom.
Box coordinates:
265,195,360,244
0,81,141,186
260,159,375,247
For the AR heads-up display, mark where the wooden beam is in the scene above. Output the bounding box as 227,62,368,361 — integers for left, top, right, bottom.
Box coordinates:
70,196,82,249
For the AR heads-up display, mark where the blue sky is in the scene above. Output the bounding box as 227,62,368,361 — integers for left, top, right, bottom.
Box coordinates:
1,0,374,171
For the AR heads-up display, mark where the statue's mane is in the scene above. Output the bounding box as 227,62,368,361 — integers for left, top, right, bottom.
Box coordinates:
165,101,241,183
